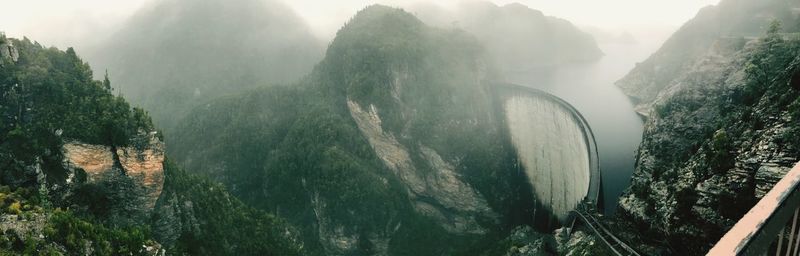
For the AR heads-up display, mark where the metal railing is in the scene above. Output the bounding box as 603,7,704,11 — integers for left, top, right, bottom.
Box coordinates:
708,161,800,255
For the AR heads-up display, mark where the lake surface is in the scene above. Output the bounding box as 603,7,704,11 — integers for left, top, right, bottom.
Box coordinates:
505,41,658,214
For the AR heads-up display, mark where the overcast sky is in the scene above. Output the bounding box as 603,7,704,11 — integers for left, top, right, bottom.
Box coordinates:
0,0,720,48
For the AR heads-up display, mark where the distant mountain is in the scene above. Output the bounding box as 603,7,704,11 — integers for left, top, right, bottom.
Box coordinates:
582,26,638,44
411,1,603,72
616,0,800,116
86,0,324,134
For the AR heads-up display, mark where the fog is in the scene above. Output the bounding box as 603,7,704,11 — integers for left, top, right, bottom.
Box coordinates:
3,0,718,49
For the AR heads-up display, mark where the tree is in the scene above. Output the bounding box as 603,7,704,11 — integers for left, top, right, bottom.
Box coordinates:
767,19,782,36
745,20,787,89
103,70,112,91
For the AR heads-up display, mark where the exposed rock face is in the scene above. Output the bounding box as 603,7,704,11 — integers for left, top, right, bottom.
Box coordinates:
558,230,610,256
151,192,201,247
62,132,165,211
495,226,556,256
116,139,166,209
0,213,48,243
62,143,114,178
483,226,613,255
0,40,19,62
347,99,496,234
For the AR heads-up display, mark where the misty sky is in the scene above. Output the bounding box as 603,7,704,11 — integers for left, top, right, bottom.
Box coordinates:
1,0,719,48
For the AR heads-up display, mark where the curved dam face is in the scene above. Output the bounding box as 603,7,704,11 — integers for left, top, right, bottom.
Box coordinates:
495,84,600,227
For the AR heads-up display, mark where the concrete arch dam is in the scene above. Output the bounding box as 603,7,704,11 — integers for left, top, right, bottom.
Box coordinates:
494,83,601,228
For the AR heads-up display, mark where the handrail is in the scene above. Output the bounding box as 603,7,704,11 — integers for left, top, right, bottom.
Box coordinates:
708,161,800,255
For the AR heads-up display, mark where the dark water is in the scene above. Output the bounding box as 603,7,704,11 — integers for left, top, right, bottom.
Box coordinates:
505,42,656,214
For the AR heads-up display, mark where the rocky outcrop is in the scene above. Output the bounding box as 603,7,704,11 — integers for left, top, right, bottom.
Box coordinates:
494,226,556,256
151,192,201,248
0,39,19,63
347,99,496,234
62,132,165,211
482,226,615,256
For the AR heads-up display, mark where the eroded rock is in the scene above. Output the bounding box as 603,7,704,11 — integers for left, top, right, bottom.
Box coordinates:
62,132,165,211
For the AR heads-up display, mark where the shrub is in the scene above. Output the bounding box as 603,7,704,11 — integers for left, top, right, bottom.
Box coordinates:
6,202,21,215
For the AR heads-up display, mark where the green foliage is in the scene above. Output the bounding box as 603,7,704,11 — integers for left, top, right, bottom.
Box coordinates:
0,186,43,216
0,36,163,255
0,37,156,187
767,19,783,35
783,96,800,148
0,186,153,255
102,70,111,91
708,129,734,173
45,209,152,255
155,160,303,256
67,170,149,227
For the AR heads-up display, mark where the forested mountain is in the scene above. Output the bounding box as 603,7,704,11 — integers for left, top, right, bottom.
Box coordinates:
616,0,800,116
0,34,302,255
168,5,576,255
86,0,324,135
411,1,602,72
607,0,800,254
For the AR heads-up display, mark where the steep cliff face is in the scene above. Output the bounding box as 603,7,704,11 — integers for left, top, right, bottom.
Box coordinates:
151,161,303,255
347,100,496,235
62,131,164,212
616,0,800,117
616,24,800,254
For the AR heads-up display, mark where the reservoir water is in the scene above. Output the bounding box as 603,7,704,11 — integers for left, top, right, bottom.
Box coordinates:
505,40,660,213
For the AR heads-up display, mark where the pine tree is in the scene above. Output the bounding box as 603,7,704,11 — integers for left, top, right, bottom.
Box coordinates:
103,70,112,91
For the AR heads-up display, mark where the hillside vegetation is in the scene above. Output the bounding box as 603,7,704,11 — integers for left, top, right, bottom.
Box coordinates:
0,34,303,255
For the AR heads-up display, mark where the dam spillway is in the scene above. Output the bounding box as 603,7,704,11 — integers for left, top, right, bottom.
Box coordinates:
495,84,601,227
